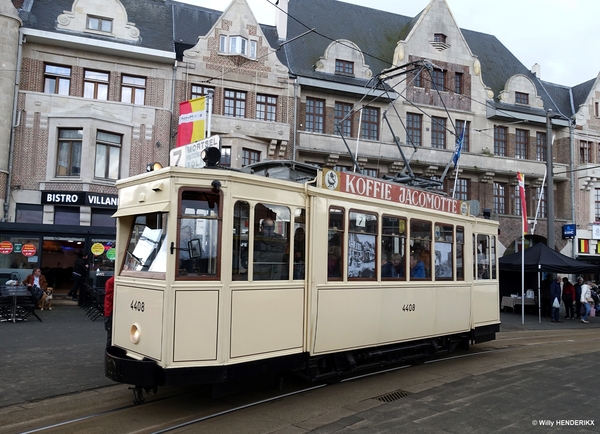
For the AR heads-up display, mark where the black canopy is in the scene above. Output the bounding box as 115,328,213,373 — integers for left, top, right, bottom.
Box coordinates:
499,243,599,274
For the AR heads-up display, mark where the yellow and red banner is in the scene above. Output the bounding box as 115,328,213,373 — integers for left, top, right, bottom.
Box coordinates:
177,96,206,147
517,172,527,235
580,239,590,253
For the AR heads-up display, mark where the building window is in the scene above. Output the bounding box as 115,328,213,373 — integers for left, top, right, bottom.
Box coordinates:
515,92,529,105
190,84,214,112
432,69,445,90
256,94,277,121
94,131,121,180
83,70,109,100
224,89,246,118
433,33,447,43
334,102,353,137
453,178,469,201
413,70,422,87
580,140,591,164
54,206,80,226
493,182,506,214
494,126,507,157
15,204,43,224
595,189,600,220
454,72,463,94
515,129,528,159
87,15,112,32
537,187,547,218
91,209,116,227
242,148,260,166
219,35,256,58
431,117,446,149
515,185,522,217
595,102,599,117
333,165,353,172
221,146,231,167
219,35,227,52
455,120,470,152
335,59,354,75
406,113,422,146
536,132,547,161
363,168,378,177
56,129,82,177
44,64,71,95
230,36,247,55
250,40,257,59
306,98,325,133
120,75,146,105
360,107,379,140
598,144,600,164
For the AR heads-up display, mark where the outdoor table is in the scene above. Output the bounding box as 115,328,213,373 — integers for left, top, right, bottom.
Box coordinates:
501,296,537,314
0,286,31,323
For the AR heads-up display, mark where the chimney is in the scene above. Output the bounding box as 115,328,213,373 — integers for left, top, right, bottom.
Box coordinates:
531,63,541,78
276,0,288,41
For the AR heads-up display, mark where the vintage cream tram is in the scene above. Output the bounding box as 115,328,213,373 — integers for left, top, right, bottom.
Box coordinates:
105,157,499,402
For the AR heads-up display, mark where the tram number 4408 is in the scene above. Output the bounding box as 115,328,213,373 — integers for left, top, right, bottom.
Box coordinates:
131,300,145,312
402,304,416,312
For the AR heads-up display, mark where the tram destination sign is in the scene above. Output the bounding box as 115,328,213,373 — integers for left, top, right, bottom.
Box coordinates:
170,135,220,168
322,169,467,216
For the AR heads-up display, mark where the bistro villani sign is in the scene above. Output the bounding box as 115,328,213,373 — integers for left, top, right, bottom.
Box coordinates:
41,191,118,208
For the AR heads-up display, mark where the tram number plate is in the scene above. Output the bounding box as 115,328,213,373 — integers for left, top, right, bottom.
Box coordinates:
402,304,416,312
130,300,145,312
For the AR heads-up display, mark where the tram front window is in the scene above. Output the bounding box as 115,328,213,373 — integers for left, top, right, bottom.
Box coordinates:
124,213,168,273
178,190,221,278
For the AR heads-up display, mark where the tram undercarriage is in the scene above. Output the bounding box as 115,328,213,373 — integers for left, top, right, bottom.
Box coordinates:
106,324,498,404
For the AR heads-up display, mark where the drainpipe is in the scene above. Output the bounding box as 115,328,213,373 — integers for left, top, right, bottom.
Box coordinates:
569,118,576,258
3,28,24,222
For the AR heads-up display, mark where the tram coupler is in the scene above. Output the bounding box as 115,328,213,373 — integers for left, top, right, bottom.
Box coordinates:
130,385,158,405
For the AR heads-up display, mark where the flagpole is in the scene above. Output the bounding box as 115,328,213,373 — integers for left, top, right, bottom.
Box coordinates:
522,229,525,326
452,164,460,199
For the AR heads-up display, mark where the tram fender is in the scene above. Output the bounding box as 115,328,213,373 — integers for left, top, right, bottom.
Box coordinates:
105,346,161,387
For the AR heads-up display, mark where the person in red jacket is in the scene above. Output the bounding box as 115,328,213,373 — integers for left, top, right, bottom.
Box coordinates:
562,276,576,320
104,276,115,347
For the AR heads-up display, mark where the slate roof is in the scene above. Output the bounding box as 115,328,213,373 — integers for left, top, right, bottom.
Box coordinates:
16,0,174,51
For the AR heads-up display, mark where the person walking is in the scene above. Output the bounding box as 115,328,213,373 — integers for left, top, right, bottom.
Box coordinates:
67,253,89,301
550,275,562,323
104,276,115,347
562,277,576,319
580,281,593,324
574,277,583,319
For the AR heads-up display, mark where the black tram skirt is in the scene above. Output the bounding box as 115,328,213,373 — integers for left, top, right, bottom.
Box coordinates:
105,346,306,387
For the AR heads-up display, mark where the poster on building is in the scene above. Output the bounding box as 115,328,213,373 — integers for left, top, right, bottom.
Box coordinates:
177,96,207,147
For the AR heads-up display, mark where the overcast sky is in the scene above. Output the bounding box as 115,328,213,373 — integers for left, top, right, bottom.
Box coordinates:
181,0,600,87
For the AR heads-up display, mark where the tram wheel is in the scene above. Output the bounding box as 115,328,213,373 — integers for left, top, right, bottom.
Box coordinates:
130,386,146,405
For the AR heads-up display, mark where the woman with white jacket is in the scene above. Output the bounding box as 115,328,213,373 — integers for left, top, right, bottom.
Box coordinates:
580,282,592,324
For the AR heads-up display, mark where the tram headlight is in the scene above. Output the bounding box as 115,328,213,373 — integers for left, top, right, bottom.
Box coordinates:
130,323,141,344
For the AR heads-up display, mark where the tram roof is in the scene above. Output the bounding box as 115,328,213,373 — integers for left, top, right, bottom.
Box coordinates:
240,160,320,183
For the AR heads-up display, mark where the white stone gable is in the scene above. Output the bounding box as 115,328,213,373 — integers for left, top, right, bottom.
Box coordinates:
498,75,544,108
314,40,372,79
57,0,140,42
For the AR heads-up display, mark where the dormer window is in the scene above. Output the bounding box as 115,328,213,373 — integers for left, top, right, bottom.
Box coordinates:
433,33,446,43
87,15,112,33
335,59,354,75
515,92,529,105
219,35,257,59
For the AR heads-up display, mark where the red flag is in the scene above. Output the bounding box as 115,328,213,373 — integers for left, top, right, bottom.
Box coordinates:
517,172,527,235
177,96,207,147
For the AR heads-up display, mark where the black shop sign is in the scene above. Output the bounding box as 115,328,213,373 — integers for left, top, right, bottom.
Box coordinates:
41,191,118,208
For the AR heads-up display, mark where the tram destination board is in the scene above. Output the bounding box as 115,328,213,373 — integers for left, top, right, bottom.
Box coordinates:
170,135,220,168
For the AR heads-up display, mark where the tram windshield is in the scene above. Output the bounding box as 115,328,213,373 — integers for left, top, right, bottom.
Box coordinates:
123,213,168,273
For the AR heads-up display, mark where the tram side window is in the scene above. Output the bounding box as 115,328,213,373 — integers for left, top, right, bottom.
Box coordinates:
475,234,490,279
381,215,406,279
491,235,497,279
410,220,431,280
434,223,453,279
456,227,464,280
232,201,249,281
177,190,221,278
253,203,290,280
328,207,344,280
348,211,377,279
123,212,168,274
293,209,306,280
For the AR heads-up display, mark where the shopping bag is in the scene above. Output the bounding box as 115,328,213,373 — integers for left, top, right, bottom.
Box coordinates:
552,297,560,309
590,307,596,318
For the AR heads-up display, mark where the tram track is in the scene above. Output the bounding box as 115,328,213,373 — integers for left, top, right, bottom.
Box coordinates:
11,329,600,434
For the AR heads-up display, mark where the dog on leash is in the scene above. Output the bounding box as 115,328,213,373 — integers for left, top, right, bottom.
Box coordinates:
39,288,53,310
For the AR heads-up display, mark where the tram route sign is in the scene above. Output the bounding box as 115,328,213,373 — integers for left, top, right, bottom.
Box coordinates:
170,135,220,168
323,169,467,216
